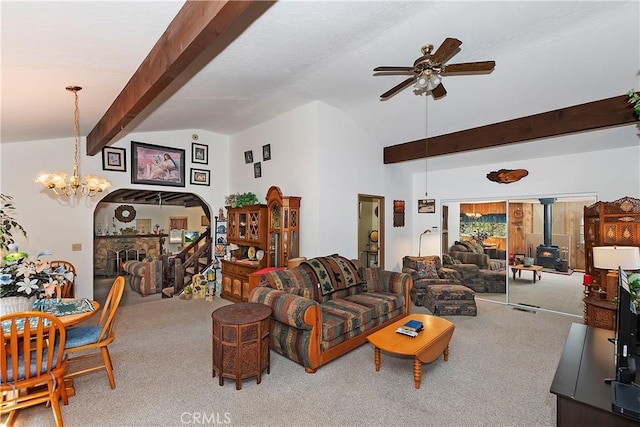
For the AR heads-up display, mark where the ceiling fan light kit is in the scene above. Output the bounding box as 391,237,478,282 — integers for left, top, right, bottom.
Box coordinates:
374,37,495,100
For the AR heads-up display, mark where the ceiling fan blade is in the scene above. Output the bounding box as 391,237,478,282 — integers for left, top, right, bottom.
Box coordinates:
373,66,414,72
431,83,447,99
443,61,496,74
380,77,416,99
431,37,462,65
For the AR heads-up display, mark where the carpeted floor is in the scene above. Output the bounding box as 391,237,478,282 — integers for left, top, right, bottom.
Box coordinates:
14,294,577,427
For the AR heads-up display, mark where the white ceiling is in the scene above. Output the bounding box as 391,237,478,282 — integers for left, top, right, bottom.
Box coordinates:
2,1,639,171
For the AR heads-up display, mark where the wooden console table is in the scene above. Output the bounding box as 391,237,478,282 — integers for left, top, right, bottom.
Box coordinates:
211,303,271,390
550,323,638,426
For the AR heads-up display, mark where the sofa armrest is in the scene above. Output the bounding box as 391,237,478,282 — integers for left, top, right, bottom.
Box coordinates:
248,287,319,330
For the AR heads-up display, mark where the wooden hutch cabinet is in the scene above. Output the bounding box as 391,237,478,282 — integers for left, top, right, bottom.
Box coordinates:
266,186,301,268
583,196,640,329
221,204,268,302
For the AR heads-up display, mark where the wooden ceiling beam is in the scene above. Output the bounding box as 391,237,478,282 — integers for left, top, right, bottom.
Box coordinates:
384,94,639,164
86,0,270,155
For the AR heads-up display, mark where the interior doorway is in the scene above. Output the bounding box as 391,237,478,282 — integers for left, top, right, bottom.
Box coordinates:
358,194,384,269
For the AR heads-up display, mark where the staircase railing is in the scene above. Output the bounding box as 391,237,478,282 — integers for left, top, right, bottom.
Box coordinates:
171,227,212,296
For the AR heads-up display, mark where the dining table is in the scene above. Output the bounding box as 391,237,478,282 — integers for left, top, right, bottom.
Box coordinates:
36,297,101,327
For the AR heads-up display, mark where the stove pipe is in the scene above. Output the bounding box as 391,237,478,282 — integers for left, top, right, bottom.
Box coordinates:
539,198,556,246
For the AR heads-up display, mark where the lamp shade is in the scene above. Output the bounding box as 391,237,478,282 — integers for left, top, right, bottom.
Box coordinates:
228,243,240,251
592,246,640,270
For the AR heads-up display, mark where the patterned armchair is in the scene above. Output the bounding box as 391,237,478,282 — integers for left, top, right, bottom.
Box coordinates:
122,255,163,296
402,256,461,305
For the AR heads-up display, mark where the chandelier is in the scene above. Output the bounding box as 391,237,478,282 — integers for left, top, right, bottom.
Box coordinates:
35,86,111,197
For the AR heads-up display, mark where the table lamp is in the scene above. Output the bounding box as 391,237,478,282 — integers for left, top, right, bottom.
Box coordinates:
592,246,640,301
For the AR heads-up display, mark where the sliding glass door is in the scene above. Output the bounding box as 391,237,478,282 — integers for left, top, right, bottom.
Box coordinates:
442,194,596,316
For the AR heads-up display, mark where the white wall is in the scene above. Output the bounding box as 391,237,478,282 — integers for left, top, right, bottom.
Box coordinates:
2,99,639,300
229,100,415,270
413,131,640,256
0,129,229,299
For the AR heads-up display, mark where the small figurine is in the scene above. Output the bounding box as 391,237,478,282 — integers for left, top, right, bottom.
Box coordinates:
218,207,225,220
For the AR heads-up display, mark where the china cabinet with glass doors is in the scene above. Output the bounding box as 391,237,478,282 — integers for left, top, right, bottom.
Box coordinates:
266,186,301,268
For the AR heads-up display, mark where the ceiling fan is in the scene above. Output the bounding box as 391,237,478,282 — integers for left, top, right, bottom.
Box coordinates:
374,37,495,100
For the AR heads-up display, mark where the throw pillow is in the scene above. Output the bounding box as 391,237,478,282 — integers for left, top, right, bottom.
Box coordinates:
442,254,454,265
415,261,439,279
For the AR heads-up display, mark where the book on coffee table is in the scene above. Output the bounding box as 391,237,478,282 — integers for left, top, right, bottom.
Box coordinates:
402,319,423,332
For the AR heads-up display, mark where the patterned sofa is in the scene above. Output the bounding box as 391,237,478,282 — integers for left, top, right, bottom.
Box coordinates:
248,255,412,373
122,255,163,296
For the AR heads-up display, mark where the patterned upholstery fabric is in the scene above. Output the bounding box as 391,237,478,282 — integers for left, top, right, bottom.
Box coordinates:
416,260,439,278
302,255,362,296
248,255,411,372
426,285,477,316
123,256,163,296
403,255,477,316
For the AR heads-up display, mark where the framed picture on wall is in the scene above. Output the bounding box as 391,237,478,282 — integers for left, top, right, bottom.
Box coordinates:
190,168,210,186
262,144,271,161
102,147,126,172
418,199,436,213
192,143,208,164
254,162,262,178
131,141,185,187
244,150,254,164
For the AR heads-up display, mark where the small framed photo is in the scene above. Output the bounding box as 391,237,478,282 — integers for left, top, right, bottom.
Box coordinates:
244,150,254,164
192,143,208,164
262,144,271,161
190,168,210,186
418,199,436,213
254,162,262,178
102,147,126,172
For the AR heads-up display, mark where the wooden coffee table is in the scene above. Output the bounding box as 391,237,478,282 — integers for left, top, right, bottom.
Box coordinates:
510,264,543,283
367,314,455,389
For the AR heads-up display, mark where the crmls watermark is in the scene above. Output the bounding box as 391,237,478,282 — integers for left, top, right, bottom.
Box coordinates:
180,412,231,425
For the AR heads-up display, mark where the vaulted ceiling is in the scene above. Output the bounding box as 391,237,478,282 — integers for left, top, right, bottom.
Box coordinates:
2,1,638,172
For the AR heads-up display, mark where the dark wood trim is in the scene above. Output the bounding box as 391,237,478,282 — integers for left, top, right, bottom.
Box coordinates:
384,94,639,164
86,1,273,155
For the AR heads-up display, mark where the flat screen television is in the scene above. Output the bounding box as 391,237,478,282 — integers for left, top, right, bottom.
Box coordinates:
614,267,637,384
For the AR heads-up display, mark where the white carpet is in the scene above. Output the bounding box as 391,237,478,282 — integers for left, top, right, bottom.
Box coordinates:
14,295,576,427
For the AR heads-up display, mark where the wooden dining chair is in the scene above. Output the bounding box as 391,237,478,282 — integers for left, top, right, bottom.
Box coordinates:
49,260,76,298
0,311,67,427
62,276,124,403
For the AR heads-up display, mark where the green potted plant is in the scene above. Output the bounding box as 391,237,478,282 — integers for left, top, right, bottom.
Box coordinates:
628,89,640,117
628,273,640,307
0,194,27,252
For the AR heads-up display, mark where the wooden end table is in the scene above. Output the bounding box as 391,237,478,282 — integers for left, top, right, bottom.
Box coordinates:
211,302,271,390
510,264,543,283
367,314,455,389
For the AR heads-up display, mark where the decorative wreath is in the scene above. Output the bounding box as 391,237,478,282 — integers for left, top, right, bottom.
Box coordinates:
115,205,136,223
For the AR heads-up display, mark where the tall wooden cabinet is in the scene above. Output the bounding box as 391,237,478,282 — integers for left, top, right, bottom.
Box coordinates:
221,204,268,302
266,186,301,268
583,196,640,329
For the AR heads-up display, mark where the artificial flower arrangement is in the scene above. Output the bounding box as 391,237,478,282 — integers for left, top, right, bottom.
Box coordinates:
0,244,74,299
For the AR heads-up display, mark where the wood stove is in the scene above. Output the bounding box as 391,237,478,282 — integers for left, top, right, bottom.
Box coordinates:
535,198,562,269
